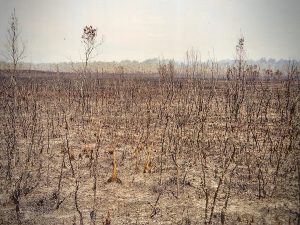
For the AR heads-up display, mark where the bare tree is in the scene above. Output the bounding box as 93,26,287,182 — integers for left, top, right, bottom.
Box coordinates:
82,25,98,72
5,9,25,86
79,25,102,113
226,36,247,121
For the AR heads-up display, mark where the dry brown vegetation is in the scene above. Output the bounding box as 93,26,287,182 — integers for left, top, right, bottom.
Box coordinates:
0,51,299,225
0,11,300,225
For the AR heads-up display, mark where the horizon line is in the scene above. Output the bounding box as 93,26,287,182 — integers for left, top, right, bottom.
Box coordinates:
1,57,299,65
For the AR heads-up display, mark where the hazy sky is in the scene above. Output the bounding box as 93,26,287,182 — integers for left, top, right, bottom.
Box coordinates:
0,0,300,63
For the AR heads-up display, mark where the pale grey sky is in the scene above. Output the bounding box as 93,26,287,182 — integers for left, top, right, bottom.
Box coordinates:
0,0,299,63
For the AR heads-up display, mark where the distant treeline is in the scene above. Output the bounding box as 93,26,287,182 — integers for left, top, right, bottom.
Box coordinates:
0,58,299,79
